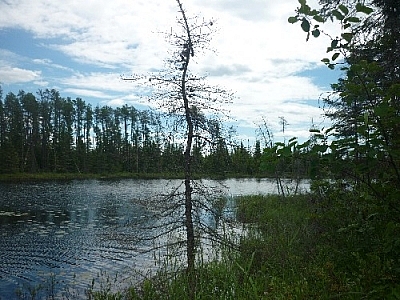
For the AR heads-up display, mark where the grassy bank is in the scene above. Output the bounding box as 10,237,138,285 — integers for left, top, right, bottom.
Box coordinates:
154,194,327,299
126,194,319,300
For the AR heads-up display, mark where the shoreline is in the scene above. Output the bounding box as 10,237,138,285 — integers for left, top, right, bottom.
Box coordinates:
0,172,270,183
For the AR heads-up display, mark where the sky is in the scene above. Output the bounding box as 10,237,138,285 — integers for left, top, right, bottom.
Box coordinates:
0,0,342,145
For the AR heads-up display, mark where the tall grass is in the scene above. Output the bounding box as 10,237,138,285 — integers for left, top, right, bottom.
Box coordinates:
123,193,399,299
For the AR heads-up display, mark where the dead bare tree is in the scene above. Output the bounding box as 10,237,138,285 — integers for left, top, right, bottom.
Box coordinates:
123,0,235,298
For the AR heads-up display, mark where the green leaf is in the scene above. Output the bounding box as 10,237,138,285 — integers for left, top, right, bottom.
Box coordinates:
338,4,349,15
288,16,298,24
309,128,321,133
331,39,339,48
301,18,310,32
325,127,335,135
332,10,344,21
356,3,374,15
332,52,340,61
313,15,325,22
328,64,335,70
321,58,330,64
298,4,311,15
345,16,361,23
312,28,320,37
298,0,306,5
341,32,353,43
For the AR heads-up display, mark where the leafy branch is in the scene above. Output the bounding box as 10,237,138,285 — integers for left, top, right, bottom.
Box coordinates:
288,0,374,69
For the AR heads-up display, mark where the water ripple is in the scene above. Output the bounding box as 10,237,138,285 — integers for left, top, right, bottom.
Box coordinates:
0,178,302,298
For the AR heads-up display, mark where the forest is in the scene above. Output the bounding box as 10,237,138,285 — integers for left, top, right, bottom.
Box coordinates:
0,86,322,179
0,89,247,174
0,87,272,176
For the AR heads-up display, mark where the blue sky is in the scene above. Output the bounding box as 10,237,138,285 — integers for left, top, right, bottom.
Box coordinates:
0,0,341,144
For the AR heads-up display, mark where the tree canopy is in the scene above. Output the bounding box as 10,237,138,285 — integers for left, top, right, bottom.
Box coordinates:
288,1,400,296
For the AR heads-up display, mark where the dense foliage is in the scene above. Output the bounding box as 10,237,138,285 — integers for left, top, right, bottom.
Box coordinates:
0,87,264,176
288,0,400,297
0,88,166,174
0,87,323,179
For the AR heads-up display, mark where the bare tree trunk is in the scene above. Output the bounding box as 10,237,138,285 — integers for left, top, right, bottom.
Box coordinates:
176,0,196,297
183,62,196,297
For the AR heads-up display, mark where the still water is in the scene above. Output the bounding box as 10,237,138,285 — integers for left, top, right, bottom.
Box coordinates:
0,178,308,299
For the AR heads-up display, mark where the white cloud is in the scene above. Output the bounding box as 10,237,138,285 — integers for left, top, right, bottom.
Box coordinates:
32,58,74,72
0,0,175,70
0,66,41,84
33,80,49,87
61,72,133,93
107,98,126,107
63,88,113,99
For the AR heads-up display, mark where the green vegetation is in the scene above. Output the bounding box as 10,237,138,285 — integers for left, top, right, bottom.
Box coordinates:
0,84,313,181
0,87,264,178
236,193,398,299
0,86,319,182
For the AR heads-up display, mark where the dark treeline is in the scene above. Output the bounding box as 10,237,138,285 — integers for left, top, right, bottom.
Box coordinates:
0,87,276,176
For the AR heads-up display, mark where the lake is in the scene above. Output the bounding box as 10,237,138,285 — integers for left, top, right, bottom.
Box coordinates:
0,178,308,299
